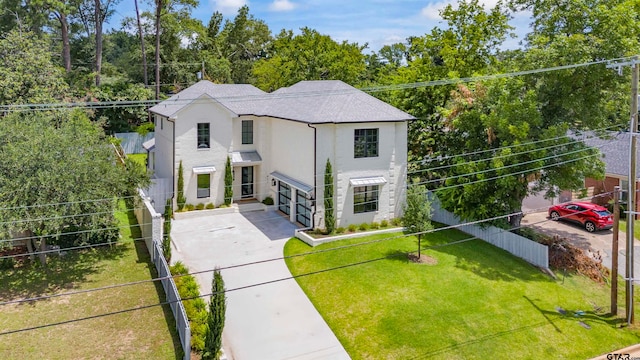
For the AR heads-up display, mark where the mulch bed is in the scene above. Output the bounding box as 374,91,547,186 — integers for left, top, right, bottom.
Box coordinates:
408,253,438,265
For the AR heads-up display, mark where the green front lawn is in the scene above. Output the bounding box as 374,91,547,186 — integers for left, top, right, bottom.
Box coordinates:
285,230,640,359
619,219,640,241
0,201,181,359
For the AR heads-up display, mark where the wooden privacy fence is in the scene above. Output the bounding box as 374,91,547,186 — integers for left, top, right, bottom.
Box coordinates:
135,190,191,360
429,192,549,269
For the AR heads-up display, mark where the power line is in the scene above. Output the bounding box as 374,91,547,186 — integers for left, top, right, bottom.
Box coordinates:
1,56,635,112
0,190,615,308
0,191,614,336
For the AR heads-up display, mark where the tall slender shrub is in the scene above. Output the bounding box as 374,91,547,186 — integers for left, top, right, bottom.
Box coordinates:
163,198,172,262
224,156,233,205
177,160,186,210
203,268,226,360
324,158,335,234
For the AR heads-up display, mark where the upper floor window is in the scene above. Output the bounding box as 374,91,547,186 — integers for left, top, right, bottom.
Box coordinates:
354,128,378,158
197,123,210,149
242,120,253,144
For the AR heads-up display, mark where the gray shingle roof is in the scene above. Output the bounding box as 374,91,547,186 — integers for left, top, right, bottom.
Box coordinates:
149,80,414,123
581,131,639,179
149,82,267,118
114,132,155,154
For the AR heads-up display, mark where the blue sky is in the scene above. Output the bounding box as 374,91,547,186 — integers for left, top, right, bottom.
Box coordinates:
111,0,530,52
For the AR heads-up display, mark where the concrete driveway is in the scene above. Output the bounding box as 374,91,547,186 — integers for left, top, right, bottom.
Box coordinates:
171,210,350,360
522,211,640,282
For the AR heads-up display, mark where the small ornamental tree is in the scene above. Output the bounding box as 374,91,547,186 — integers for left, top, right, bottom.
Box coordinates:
177,160,186,210
403,181,433,258
203,268,226,360
324,159,335,234
163,198,172,262
224,156,233,205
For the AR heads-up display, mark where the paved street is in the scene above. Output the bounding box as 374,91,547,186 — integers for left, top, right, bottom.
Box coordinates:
171,210,350,360
522,211,640,283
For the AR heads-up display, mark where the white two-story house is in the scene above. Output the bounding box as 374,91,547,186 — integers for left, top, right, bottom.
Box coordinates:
147,80,413,229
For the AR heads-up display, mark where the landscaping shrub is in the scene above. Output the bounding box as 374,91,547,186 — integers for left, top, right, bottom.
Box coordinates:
262,196,274,205
347,224,357,232
391,217,402,226
380,219,389,228
371,222,380,229
324,159,335,234
358,223,370,231
163,199,172,262
185,204,195,211
224,157,233,205
177,161,186,210
171,261,208,352
205,203,215,209
203,268,226,360
195,203,205,210
335,227,346,234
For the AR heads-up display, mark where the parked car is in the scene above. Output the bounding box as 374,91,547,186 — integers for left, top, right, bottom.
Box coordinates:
548,201,613,232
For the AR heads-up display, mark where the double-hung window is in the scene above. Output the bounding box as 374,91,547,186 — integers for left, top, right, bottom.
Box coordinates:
242,120,253,144
197,123,210,149
354,128,378,158
354,185,379,213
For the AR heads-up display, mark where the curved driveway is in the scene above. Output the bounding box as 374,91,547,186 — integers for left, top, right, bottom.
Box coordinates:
171,210,350,360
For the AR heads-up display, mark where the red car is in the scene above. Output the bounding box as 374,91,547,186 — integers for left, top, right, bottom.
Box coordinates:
548,201,613,233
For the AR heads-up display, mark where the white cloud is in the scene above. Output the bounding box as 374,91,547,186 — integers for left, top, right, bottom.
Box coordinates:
420,0,502,20
211,0,247,15
269,0,296,12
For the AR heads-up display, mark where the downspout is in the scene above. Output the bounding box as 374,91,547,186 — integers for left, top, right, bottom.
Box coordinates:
169,116,176,204
308,123,317,229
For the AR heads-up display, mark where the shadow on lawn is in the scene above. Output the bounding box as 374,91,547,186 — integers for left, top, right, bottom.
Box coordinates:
0,245,126,303
430,239,552,282
407,320,550,359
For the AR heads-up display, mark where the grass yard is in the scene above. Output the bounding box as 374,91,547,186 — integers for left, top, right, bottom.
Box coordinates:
0,201,181,360
285,228,640,359
619,219,640,241
128,153,147,167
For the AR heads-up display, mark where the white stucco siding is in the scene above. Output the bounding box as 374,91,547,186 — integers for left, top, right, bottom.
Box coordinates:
230,116,266,201
326,122,407,227
269,119,315,188
173,97,234,206
153,114,174,180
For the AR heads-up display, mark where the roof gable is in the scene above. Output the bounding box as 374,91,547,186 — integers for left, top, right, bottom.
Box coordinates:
149,80,414,124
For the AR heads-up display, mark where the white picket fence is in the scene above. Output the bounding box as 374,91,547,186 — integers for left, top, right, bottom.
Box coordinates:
429,193,549,269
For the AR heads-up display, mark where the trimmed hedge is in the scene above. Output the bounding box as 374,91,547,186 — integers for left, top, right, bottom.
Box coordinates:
171,261,207,352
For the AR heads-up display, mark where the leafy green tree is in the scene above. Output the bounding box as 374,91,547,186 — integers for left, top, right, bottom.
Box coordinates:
0,30,68,105
224,156,233,205
509,0,640,131
381,0,513,168
435,80,605,228
403,181,433,258
203,268,226,360
252,27,366,91
324,159,335,234
0,110,147,265
177,160,186,210
220,5,272,84
91,81,154,133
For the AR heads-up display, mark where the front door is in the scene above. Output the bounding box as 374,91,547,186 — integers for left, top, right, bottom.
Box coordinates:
241,166,253,198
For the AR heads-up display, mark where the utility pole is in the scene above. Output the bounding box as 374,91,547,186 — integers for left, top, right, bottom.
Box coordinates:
612,186,620,315
608,55,639,325
628,57,638,325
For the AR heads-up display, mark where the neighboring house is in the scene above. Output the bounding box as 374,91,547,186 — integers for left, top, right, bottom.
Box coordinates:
147,80,413,229
582,131,640,217
114,132,155,154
